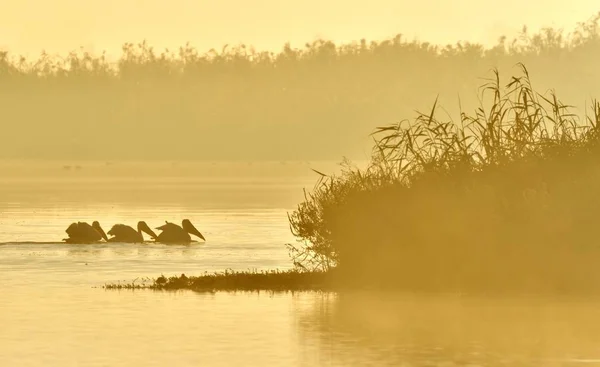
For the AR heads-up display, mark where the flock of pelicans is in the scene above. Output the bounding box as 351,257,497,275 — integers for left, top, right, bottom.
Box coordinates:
63,219,206,244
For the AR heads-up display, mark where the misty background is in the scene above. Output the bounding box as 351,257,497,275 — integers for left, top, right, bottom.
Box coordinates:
0,3,599,162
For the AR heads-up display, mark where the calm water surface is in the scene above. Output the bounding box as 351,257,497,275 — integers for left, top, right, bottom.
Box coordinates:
2,161,600,366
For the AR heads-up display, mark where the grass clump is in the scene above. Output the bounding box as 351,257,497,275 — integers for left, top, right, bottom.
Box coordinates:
287,63,600,294
104,269,334,292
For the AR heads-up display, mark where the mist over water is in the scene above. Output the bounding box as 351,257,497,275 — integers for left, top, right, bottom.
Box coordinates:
2,161,600,366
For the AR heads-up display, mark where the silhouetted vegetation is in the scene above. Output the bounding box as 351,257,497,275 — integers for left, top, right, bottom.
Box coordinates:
104,269,334,292
2,13,600,161
119,62,600,295
287,63,600,294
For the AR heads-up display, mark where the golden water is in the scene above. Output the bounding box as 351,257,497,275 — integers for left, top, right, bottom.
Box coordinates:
1,161,600,366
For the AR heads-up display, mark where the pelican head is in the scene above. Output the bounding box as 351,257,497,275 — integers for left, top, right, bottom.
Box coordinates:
137,221,158,240
182,219,206,241
65,222,78,236
92,221,108,242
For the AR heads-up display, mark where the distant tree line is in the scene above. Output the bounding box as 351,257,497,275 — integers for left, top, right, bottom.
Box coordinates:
0,13,599,161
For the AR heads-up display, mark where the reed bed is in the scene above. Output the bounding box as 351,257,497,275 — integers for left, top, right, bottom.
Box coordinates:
286,63,600,294
105,63,600,295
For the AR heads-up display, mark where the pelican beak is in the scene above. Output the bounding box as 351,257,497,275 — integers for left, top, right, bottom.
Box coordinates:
138,221,158,240
93,221,108,242
191,228,206,241
183,220,206,241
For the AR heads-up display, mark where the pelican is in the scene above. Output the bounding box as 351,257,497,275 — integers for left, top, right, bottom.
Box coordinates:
63,221,108,243
106,221,158,243
154,219,206,244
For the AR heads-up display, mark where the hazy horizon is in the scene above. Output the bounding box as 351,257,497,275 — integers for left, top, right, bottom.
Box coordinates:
1,1,599,59
1,4,600,164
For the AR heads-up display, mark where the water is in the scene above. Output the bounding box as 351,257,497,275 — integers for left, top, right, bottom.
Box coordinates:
2,160,600,366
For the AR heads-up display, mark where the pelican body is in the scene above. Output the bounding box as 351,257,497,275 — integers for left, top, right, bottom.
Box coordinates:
155,219,205,244
107,221,158,243
63,221,108,243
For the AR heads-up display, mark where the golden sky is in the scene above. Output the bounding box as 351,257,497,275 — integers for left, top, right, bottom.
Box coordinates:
0,0,598,58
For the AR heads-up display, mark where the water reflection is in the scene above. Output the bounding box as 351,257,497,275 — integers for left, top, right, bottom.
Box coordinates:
294,291,600,366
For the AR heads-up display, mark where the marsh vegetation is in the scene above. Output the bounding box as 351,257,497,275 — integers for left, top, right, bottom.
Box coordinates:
112,62,600,294
104,269,333,292
287,63,600,294
1,13,600,162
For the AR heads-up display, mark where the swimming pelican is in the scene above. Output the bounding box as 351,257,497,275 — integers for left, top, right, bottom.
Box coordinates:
63,221,108,243
154,219,206,244
106,221,158,243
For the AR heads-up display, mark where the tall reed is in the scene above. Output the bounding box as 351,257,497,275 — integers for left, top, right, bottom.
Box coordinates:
287,63,600,293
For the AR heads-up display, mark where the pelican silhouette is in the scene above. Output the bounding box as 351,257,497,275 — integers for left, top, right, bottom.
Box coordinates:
107,221,158,243
63,221,108,243
154,219,206,244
